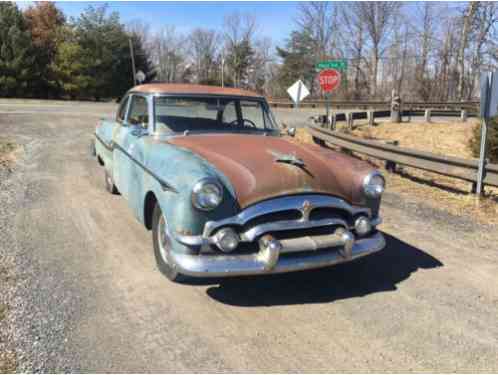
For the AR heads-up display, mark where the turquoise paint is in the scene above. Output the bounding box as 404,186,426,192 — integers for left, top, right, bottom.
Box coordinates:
95,119,240,255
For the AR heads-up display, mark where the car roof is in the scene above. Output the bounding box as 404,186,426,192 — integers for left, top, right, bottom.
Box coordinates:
129,83,263,98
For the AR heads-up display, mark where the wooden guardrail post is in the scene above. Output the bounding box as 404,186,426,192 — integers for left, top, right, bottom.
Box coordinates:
368,110,375,126
425,109,432,123
330,113,336,131
461,110,468,122
390,90,401,123
347,113,354,130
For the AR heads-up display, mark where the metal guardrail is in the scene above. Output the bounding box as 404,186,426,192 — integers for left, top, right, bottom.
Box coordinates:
268,100,479,112
308,124,498,191
310,108,474,130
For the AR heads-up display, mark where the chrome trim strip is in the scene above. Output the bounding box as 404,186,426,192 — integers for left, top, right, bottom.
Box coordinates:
112,141,178,193
241,218,348,242
202,195,369,237
94,133,113,151
170,231,385,277
175,217,349,247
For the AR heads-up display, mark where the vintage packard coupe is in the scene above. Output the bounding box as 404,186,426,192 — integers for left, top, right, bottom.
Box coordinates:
93,84,386,282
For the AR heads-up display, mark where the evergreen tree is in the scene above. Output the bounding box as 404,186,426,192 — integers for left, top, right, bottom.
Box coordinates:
0,2,37,97
50,25,92,99
74,5,132,100
470,118,498,164
276,30,316,96
129,32,156,84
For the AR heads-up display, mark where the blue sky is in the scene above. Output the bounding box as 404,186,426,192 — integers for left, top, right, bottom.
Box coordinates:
17,1,300,45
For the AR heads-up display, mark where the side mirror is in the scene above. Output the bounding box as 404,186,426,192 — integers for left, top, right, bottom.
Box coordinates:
287,127,296,137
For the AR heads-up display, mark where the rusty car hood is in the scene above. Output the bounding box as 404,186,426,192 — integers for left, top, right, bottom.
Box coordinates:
168,134,374,208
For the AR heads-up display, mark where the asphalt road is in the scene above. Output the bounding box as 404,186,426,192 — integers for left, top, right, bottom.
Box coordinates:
1,101,498,372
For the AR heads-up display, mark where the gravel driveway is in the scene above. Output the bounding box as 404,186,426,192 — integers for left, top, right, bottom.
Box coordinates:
0,101,497,372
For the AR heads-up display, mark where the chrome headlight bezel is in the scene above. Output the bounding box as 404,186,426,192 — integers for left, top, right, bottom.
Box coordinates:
362,171,385,198
191,177,223,211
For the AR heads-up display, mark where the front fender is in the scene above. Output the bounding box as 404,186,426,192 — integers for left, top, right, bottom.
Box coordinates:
140,139,240,254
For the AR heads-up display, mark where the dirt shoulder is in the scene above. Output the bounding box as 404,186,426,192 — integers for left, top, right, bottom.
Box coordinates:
0,140,19,373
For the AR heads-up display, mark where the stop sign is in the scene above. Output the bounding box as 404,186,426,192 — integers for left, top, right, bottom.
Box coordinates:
319,69,341,92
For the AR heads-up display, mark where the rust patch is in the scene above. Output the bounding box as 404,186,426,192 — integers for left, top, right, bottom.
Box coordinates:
169,134,374,208
130,83,262,98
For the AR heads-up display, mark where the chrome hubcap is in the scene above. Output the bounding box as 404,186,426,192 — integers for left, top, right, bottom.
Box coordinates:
157,214,171,265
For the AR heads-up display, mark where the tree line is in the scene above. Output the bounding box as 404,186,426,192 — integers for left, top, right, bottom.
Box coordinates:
0,2,154,100
1,2,497,101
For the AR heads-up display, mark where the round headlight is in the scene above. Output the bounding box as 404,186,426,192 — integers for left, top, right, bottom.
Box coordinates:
215,228,239,252
192,178,223,211
363,172,385,198
355,216,372,236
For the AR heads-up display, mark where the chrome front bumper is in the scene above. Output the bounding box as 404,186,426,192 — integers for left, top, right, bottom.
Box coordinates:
170,231,385,277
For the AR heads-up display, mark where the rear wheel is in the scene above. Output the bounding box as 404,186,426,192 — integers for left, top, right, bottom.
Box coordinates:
104,169,119,194
152,203,186,282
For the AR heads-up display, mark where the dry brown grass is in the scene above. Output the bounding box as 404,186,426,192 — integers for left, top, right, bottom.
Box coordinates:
0,139,18,170
351,119,477,159
0,351,16,373
296,122,498,225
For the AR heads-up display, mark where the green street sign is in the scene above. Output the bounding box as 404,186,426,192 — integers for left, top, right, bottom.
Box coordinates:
316,60,348,71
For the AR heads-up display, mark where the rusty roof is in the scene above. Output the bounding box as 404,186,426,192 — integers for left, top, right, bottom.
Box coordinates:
129,83,263,98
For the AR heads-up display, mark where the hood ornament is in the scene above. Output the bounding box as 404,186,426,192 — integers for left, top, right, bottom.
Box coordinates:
269,149,305,167
301,200,313,220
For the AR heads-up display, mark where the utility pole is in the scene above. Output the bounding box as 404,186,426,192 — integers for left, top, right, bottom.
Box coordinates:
221,50,225,88
129,38,137,86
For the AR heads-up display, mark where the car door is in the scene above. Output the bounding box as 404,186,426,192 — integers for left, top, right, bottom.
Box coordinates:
112,94,149,207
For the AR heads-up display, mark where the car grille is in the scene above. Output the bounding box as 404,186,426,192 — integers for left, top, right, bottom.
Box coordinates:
203,194,368,255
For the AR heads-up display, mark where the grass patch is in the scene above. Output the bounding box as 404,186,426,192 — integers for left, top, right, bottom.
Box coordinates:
0,138,18,170
0,303,6,322
0,351,16,373
0,140,16,156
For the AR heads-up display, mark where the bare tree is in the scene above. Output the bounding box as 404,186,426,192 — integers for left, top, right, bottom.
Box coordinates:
457,2,478,100
351,2,401,97
150,26,187,83
189,28,220,84
337,4,367,99
249,37,274,93
297,2,338,60
223,12,257,87
467,3,498,99
411,2,436,101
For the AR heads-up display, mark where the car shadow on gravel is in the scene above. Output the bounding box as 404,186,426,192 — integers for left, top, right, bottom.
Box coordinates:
204,233,443,306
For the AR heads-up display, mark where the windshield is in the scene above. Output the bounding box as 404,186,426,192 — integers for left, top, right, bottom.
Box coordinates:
154,96,279,135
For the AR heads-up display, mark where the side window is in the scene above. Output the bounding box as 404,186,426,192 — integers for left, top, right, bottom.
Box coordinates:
222,101,238,125
117,96,129,122
128,96,148,128
240,100,265,129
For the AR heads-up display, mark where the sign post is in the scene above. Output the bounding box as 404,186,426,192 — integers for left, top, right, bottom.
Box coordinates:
316,60,347,128
477,71,498,195
318,68,341,128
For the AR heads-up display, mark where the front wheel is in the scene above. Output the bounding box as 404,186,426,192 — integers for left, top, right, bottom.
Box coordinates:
104,169,119,194
152,203,186,282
